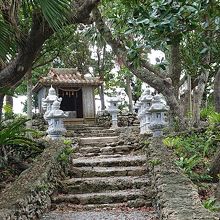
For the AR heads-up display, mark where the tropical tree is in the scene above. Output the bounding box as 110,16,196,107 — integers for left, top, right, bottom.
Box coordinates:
93,0,220,128
0,0,100,119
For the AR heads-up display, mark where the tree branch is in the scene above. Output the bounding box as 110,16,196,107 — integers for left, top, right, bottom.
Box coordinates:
92,7,162,78
33,56,56,69
0,0,100,88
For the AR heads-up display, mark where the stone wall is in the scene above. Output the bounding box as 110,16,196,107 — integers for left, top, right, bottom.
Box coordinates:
96,111,139,128
144,137,218,220
32,113,47,131
0,139,75,220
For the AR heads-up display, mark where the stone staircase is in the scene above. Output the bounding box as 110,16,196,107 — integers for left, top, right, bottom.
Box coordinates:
42,126,158,219
65,124,118,137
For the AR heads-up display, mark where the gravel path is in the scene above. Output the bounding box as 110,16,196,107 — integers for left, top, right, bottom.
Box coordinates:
41,210,158,220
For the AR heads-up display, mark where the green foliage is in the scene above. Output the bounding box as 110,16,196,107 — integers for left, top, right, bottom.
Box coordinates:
149,158,162,166
32,0,71,31
0,117,38,150
36,183,50,193
175,155,201,174
0,0,72,60
32,130,45,139
203,197,220,212
208,112,220,126
200,106,215,121
163,128,219,182
3,104,14,120
57,139,74,165
0,19,16,59
0,117,43,170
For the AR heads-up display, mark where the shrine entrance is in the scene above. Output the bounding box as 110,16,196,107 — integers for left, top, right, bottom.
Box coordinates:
58,88,83,118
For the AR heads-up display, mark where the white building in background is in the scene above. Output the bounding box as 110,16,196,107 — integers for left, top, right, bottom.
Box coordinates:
13,95,26,114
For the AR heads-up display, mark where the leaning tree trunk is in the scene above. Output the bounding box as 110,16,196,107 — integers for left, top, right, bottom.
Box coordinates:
126,76,133,113
214,68,220,113
0,93,5,121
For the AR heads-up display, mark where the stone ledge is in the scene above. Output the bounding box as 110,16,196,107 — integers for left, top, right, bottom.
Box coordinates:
0,139,74,220
145,137,218,220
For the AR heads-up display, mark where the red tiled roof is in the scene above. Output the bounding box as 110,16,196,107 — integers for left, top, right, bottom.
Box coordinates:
33,68,103,92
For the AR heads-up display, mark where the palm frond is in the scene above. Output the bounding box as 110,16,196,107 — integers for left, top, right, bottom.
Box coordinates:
33,0,71,30
0,118,36,147
0,18,15,60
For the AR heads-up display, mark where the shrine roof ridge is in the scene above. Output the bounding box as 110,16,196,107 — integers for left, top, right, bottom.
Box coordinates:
33,68,103,92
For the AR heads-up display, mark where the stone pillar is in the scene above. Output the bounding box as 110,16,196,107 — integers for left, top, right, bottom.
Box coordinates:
82,86,95,119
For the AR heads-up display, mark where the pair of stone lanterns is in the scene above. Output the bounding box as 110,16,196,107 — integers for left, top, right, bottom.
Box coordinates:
135,89,169,137
42,86,68,139
107,89,169,137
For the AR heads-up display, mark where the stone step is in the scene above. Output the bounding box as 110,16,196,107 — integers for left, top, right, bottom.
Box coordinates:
52,189,151,205
78,145,138,156
69,166,148,178
74,129,116,133
73,153,124,158
74,130,117,136
51,201,154,212
66,130,118,138
72,155,146,167
61,176,150,194
79,136,119,145
42,210,158,220
66,125,105,129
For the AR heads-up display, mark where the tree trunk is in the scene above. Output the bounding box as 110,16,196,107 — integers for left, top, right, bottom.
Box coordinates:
99,85,105,110
26,70,33,129
5,95,13,109
209,145,220,182
163,87,186,130
192,49,210,127
214,68,220,113
0,93,5,121
126,76,133,113
192,74,208,127
188,75,192,114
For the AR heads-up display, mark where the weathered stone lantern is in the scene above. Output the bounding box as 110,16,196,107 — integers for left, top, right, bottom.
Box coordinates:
108,97,120,129
149,94,168,137
42,86,60,121
45,99,68,139
141,89,153,133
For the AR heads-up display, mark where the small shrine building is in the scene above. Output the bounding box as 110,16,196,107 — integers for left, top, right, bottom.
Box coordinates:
33,68,103,124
